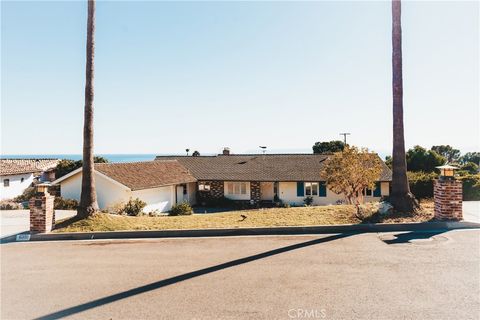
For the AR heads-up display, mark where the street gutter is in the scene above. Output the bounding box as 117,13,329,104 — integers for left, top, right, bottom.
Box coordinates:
3,220,480,243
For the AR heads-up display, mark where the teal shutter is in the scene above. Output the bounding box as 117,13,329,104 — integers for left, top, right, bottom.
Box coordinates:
319,182,327,197
373,182,381,197
296,182,304,197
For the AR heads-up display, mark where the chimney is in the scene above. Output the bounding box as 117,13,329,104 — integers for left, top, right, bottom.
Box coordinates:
222,147,230,155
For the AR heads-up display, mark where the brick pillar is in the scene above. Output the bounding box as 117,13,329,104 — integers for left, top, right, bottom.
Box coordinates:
250,181,261,205
434,179,462,221
29,186,55,233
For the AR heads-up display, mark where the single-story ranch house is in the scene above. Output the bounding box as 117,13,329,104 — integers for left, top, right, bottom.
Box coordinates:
52,161,197,213
53,150,392,213
0,159,59,200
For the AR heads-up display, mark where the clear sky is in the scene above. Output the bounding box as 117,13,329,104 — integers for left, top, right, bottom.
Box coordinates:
1,1,478,156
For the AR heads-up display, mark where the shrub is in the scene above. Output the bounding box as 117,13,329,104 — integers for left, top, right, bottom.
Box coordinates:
200,196,235,208
459,174,480,201
13,186,36,202
407,171,437,199
0,200,23,210
147,210,162,217
281,202,291,208
123,198,147,216
170,202,193,216
103,202,126,215
303,196,314,206
54,197,79,210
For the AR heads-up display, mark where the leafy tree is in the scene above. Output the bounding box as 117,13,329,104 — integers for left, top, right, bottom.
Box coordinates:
312,140,345,154
460,162,479,175
78,0,98,218
431,145,461,163
385,156,392,169
322,146,383,206
461,152,480,165
406,146,445,172
56,156,108,179
192,150,200,157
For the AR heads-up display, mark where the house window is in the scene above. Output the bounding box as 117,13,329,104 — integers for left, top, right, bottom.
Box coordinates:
365,188,372,196
305,182,319,196
3,179,10,187
226,182,248,195
198,182,211,191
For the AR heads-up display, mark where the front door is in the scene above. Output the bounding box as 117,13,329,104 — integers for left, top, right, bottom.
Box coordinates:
260,182,274,201
176,184,187,204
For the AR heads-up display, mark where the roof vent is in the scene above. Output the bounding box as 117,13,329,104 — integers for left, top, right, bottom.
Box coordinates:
222,147,230,155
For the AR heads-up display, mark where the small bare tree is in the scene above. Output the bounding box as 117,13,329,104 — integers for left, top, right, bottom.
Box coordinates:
322,146,383,207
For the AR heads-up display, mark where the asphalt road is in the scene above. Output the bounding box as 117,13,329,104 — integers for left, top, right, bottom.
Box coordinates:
2,230,479,319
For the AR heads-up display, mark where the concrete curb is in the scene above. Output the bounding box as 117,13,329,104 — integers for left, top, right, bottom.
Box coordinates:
3,220,479,243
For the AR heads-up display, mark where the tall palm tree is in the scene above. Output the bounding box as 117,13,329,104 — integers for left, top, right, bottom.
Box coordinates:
390,0,417,212
78,0,99,217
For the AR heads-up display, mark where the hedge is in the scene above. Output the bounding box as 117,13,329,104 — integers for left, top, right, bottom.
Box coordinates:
407,171,480,200
460,175,480,201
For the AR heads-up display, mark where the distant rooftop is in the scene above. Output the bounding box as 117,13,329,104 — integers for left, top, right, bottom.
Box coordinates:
0,159,60,176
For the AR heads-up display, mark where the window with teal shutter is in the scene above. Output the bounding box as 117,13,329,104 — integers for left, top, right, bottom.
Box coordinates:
297,182,304,197
373,182,381,197
319,182,327,197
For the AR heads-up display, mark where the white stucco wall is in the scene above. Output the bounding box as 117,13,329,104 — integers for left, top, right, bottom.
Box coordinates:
58,171,196,213
381,182,390,196
132,186,175,213
60,172,130,209
187,182,197,205
0,173,34,200
278,181,390,206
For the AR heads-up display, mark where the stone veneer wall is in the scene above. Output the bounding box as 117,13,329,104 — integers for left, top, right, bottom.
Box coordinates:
197,181,224,204
434,179,463,220
29,192,55,233
250,181,261,205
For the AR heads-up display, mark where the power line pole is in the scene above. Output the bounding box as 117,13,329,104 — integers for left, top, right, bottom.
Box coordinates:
339,133,351,145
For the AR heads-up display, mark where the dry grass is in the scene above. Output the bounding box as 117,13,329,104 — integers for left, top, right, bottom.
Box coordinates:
363,200,434,223
54,201,435,233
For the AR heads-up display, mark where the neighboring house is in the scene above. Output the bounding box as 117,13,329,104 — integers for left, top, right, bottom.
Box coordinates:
0,159,59,200
156,149,392,206
52,161,197,213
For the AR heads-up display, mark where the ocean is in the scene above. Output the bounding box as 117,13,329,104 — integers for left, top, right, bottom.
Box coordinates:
0,154,159,163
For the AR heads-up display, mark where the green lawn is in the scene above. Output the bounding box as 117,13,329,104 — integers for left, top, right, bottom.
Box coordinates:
53,202,434,233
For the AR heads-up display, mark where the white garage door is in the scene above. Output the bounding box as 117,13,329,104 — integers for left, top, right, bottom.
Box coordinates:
131,186,174,213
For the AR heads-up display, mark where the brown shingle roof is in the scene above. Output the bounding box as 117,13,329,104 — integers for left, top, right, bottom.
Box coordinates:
155,154,392,182
94,161,197,190
0,159,59,176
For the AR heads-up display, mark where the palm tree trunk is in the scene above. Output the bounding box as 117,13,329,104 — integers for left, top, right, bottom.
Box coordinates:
390,0,417,212
78,0,99,217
